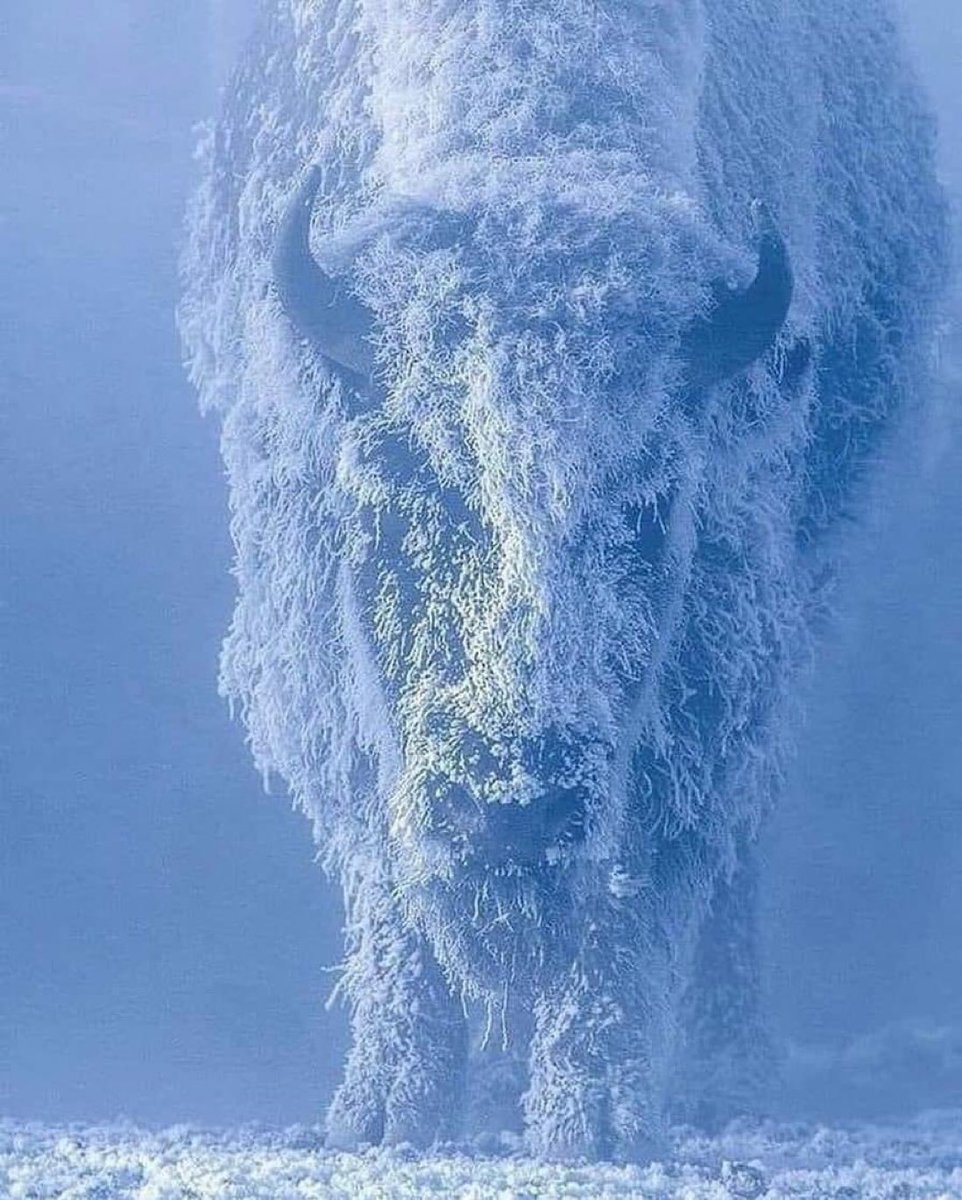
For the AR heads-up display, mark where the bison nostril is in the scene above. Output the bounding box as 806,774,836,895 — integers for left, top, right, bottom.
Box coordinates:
444,785,589,862
432,730,599,859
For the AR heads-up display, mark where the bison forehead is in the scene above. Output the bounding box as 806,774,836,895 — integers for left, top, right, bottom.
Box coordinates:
340,404,676,687
340,185,718,344
324,200,734,534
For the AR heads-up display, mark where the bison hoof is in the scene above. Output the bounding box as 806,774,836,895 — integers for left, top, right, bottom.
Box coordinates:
612,1129,666,1165
526,1128,663,1165
524,1124,601,1163
527,1138,591,1163
325,1088,386,1152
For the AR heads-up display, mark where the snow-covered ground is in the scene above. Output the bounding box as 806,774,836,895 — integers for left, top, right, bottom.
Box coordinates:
3,1114,961,1199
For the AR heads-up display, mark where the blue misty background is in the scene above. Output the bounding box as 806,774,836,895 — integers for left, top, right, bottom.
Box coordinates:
0,1,958,1126
762,0,962,1091
0,1,341,1123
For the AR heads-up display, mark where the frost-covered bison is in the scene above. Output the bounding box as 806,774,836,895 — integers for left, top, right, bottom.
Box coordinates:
179,0,946,1161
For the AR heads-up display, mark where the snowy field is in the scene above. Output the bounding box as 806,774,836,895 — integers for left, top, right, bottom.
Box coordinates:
3,1114,961,1199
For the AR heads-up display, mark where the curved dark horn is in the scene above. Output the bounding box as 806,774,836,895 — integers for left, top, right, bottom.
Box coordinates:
272,165,376,381
681,204,794,388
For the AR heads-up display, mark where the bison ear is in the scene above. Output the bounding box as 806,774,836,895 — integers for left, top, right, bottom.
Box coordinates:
680,202,794,389
272,165,377,386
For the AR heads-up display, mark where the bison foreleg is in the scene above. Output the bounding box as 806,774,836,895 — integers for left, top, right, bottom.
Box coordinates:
672,836,776,1130
523,921,672,1162
326,868,467,1150
380,942,468,1147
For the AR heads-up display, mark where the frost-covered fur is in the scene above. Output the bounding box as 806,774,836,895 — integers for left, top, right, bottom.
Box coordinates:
179,0,947,1160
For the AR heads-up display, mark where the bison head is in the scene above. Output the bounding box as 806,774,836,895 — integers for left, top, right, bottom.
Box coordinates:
270,160,799,994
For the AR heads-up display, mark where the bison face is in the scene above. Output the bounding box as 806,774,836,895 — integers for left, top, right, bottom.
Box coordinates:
277,170,795,991
335,359,692,987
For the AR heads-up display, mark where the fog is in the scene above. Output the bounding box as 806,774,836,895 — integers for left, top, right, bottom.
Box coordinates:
0,1,338,1124
761,0,962,1114
1,1,958,1125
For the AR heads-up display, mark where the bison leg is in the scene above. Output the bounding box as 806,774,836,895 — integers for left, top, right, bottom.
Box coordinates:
523,926,672,1163
380,944,468,1147
523,978,613,1161
326,869,468,1150
672,836,776,1130
325,1016,391,1150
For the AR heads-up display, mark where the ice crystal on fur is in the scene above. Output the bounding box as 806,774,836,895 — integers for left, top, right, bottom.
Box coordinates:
179,0,947,1159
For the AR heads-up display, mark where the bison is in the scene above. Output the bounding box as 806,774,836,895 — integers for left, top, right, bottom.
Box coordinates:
179,0,947,1161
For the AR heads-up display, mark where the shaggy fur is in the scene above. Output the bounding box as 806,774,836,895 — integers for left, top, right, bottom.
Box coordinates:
179,0,947,1159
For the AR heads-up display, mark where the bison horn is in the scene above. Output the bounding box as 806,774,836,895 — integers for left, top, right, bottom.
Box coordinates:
681,202,794,388
272,165,376,384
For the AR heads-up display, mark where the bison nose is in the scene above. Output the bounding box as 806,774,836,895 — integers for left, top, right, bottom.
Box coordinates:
482,784,589,861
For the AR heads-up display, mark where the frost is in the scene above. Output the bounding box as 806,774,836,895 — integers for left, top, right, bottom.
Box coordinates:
4,1116,962,1199
177,0,948,1157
